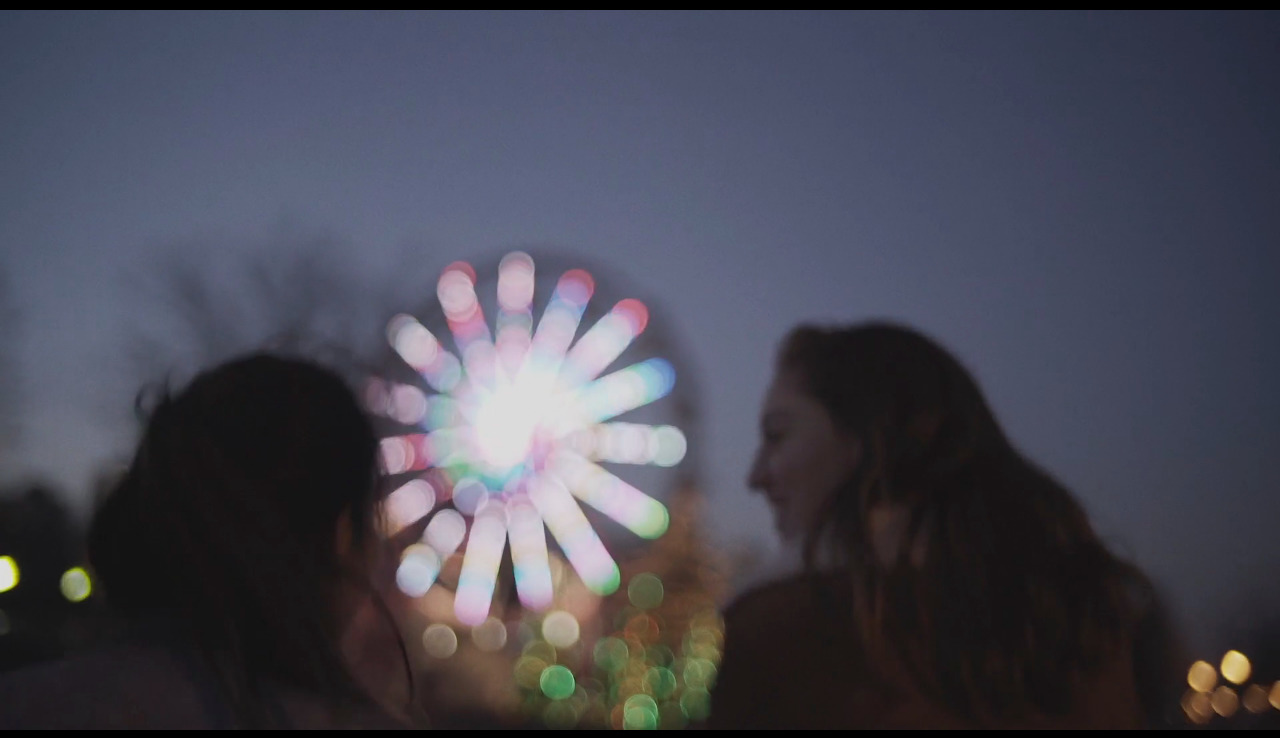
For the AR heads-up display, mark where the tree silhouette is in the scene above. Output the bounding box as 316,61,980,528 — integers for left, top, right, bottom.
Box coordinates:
119,229,439,404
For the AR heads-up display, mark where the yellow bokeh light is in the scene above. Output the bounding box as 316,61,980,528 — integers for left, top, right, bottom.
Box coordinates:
1242,684,1270,714
542,610,581,649
0,556,18,593
60,567,92,603
514,655,549,689
1188,660,1217,692
1270,681,1280,710
523,640,557,667
1182,690,1212,724
1220,650,1251,685
1211,685,1239,718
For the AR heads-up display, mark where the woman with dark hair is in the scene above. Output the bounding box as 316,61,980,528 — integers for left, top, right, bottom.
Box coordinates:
707,322,1171,729
0,353,423,729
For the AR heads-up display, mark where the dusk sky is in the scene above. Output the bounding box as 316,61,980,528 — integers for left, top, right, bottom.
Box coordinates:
2,11,1277,654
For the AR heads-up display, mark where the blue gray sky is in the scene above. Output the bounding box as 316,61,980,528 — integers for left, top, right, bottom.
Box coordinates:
2,11,1277,653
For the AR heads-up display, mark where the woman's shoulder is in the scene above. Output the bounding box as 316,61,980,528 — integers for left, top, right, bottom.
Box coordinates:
709,571,882,728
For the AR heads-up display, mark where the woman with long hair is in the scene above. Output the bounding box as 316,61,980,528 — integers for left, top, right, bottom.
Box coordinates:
707,322,1174,728
1,353,423,728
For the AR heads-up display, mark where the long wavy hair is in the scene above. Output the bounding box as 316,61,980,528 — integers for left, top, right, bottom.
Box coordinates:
780,322,1152,722
87,353,402,727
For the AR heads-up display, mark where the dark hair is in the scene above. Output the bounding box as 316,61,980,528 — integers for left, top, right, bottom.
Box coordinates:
778,321,1153,722
87,353,390,727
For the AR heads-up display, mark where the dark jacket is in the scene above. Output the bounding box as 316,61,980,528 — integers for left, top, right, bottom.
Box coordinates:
707,573,1146,730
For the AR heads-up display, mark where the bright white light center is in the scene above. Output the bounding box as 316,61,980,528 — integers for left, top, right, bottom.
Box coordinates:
474,383,548,472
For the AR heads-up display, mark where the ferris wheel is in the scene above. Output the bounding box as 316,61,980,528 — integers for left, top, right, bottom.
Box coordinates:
365,250,696,626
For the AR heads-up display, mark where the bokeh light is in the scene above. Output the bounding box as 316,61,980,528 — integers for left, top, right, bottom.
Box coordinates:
508,499,554,610
624,613,661,642
624,694,659,730
396,544,442,597
681,688,712,722
1242,683,1270,714
387,315,439,371
422,623,458,659
1211,685,1239,717
1188,660,1217,693
650,426,687,467
424,508,467,556
540,664,577,700
59,567,91,602
593,636,629,673
451,477,488,516
514,654,550,689
645,666,677,699
454,505,507,625
389,382,428,425
542,610,581,648
628,572,664,610
1269,681,1280,710
497,251,536,312
523,639,557,664
0,556,18,593
683,658,718,690
1183,690,1212,724
472,616,509,652
437,262,480,321
1220,650,1251,685
382,479,435,534
646,644,675,668
376,255,684,616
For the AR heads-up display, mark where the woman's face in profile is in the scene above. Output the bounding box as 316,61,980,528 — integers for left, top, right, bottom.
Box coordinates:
748,368,862,543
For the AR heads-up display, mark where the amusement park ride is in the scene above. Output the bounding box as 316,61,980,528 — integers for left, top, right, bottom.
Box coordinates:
363,250,720,728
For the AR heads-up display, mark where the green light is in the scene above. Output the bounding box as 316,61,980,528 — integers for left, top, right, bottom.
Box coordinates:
624,694,659,730
624,707,658,730
540,664,576,700
680,688,711,721
634,505,669,540
593,637,629,673
0,556,18,593
589,566,621,596
627,572,664,609
645,667,677,699
683,658,718,690
60,567,92,602
646,644,674,667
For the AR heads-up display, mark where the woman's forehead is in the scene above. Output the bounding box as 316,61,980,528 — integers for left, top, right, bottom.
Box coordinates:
763,370,824,416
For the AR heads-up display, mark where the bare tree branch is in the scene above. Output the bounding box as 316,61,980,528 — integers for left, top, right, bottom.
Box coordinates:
120,229,436,401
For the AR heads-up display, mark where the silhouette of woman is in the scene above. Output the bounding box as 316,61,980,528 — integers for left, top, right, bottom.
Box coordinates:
708,322,1169,729
1,353,424,728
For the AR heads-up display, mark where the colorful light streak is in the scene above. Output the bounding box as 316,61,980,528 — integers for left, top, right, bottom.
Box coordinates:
378,253,685,624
